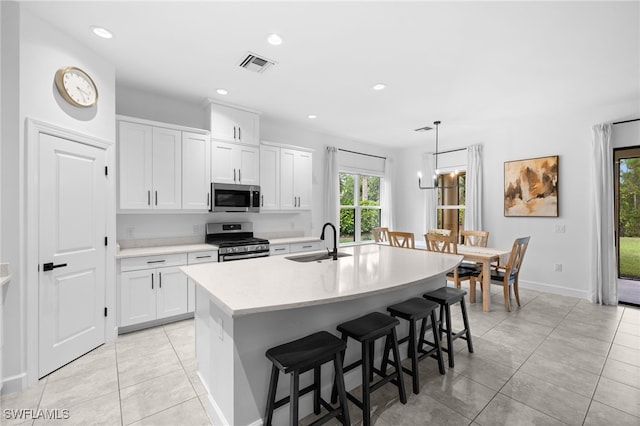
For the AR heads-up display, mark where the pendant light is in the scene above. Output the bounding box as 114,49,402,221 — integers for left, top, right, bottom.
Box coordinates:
417,120,454,189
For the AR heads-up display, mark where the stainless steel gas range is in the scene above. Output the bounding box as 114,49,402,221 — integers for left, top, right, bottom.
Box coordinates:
205,222,270,262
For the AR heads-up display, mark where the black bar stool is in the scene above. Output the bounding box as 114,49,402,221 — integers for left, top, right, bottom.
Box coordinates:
423,287,474,368
384,298,446,394
331,312,407,426
264,331,350,426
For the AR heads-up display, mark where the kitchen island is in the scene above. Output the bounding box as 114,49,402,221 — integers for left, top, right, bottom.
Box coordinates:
181,244,462,426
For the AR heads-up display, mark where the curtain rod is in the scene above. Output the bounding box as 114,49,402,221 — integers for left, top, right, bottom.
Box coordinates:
432,147,467,155
613,118,640,125
338,148,386,160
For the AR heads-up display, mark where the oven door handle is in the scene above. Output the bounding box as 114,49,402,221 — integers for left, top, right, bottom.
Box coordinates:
220,252,270,261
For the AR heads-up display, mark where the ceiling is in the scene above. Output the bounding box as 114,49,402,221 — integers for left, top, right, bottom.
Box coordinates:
21,1,640,148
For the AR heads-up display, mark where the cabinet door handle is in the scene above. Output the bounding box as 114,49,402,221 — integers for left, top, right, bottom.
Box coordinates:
148,190,151,206
233,126,236,140
274,248,286,252
151,274,154,290
302,245,312,249
155,190,158,206
159,272,162,288
238,127,241,140
261,195,264,207
207,193,210,207
196,255,211,259
238,169,241,182
146,260,166,264
233,168,236,182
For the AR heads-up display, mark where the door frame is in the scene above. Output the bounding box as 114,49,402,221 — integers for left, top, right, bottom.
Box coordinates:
25,118,115,387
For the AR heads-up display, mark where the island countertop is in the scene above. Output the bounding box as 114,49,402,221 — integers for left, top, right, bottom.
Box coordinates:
181,244,462,317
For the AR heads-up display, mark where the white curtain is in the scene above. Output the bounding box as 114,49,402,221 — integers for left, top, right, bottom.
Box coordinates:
464,144,483,231
324,146,339,227
381,157,394,229
590,124,617,305
423,152,437,231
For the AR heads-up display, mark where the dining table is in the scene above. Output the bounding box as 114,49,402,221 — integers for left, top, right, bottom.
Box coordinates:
455,245,511,312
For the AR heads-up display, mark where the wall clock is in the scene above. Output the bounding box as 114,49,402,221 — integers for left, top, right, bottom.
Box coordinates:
54,66,98,108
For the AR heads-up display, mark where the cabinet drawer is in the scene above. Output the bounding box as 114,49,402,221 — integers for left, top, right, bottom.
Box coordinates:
188,251,218,264
121,253,187,272
289,241,323,253
269,244,290,256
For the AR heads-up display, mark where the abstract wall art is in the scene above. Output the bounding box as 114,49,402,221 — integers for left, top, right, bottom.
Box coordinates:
504,155,558,217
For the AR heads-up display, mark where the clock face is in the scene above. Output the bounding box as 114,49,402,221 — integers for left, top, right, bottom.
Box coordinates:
55,66,98,107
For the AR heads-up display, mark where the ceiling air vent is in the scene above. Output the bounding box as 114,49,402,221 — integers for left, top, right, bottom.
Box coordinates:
238,52,276,73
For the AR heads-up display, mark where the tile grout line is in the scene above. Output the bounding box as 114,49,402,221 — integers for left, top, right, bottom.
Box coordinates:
114,339,125,426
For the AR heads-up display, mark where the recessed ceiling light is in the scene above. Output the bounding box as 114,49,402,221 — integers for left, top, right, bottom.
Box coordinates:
216,89,228,95
372,83,386,91
91,26,113,39
307,114,317,119
267,33,283,46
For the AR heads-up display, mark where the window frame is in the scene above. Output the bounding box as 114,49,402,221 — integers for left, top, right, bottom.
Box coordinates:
436,171,466,237
339,170,383,246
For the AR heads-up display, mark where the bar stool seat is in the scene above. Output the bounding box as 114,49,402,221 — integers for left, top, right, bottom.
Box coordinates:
331,312,407,426
264,331,350,426
385,298,445,394
424,287,474,368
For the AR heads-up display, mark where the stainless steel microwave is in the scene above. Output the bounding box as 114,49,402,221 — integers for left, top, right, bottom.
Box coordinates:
210,183,260,213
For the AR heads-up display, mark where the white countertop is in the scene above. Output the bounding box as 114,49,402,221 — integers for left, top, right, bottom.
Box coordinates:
115,244,215,259
181,244,462,317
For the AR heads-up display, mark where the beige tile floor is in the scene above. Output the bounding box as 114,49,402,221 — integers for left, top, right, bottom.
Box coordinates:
1,286,639,425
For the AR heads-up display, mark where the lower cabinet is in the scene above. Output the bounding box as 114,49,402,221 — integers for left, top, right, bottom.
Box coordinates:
119,251,216,329
120,265,188,327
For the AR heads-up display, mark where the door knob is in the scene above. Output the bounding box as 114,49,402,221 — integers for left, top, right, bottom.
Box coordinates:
43,262,67,271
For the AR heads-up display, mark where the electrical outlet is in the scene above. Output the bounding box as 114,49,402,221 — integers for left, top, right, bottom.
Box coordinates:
126,227,135,238
554,263,563,272
218,318,224,341
554,224,566,233
193,224,201,234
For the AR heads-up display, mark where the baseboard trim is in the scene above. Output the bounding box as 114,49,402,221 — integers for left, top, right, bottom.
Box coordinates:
117,312,194,335
519,279,590,300
1,372,27,396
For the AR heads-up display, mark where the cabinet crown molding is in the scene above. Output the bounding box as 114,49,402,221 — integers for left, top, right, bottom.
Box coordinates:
202,98,261,115
260,140,314,153
116,115,210,135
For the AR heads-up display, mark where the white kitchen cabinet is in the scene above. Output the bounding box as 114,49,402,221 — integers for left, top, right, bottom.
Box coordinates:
207,102,259,146
269,244,290,256
119,253,188,327
281,148,313,210
211,141,259,185
118,117,210,211
182,131,211,210
269,240,324,256
259,144,280,210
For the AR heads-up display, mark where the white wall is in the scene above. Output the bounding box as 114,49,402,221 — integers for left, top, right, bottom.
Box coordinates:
114,87,398,242
1,4,116,393
395,102,640,300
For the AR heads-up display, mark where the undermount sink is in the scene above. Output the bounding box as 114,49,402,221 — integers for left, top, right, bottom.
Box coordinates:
285,252,352,263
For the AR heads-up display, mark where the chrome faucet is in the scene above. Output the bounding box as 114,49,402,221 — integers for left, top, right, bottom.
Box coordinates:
320,222,338,260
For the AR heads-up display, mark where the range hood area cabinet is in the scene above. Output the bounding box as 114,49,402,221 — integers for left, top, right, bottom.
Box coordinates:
206,101,260,146
260,142,313,211
117,116,211,211
210,141,259,185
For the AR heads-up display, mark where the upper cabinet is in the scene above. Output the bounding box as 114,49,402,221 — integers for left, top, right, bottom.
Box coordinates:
117,116,210,211
211,141,259,185
206,101,260,146
260,142,313,211
182,131,211,210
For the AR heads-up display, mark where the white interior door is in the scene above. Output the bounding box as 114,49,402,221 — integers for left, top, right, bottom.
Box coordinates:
38,133,106,378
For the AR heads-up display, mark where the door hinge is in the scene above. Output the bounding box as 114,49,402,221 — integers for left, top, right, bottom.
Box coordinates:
105,166,108,176
104,307,108,317
104,236,108,246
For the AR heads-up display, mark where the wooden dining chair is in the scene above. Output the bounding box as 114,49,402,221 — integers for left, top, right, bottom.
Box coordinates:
470,236,530,311
460,230,489,247
424,234,475,290
388,231,415,249
373,227,389,243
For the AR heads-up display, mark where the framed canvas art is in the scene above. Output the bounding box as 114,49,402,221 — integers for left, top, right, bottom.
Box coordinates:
504,155,558,217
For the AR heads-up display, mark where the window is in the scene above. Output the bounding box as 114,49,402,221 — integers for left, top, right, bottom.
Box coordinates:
436,171,465,238
339,173,382,244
